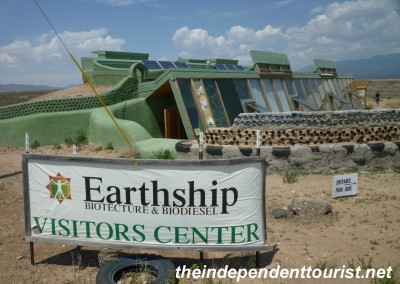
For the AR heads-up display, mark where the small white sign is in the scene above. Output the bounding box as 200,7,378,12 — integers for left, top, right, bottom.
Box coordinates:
332,173,358,198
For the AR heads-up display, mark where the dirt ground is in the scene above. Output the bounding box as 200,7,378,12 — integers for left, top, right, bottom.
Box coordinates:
0,145,399,283
0,80,399,283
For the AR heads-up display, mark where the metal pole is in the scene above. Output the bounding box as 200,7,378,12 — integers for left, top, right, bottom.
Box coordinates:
199,132,204,160
256,130,261,156
25,133,30,153
72,144,77,156
26,133,34,265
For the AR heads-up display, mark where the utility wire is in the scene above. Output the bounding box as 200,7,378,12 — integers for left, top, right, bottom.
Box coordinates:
33,0,134,149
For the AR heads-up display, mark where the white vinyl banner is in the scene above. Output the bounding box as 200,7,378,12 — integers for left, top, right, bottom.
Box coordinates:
24,155,266,249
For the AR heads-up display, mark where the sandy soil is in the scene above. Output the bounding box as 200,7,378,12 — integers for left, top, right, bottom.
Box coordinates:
0,145,399,283
0,80,399,283
28,84,113,102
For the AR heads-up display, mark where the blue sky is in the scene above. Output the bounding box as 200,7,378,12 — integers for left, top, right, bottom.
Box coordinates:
0,0,399,87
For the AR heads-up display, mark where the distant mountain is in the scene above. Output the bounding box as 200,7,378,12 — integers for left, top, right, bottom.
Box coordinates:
0,84,60,92
297,53,400,79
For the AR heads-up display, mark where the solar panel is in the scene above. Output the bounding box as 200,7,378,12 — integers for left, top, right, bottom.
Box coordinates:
141,60,162,69
234,65,245,70
215,64,228,70
158,61,175,69
173,61,189,68
225,64,237,70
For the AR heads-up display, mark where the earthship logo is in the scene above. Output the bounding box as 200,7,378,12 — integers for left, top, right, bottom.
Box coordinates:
46,172,71,204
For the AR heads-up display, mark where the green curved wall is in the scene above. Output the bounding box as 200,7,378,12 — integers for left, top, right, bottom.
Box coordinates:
0,73,180,158
0,76,138,120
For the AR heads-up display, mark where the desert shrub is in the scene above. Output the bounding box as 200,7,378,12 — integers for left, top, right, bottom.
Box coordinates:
74,130,88,145
105,142,114,150
65,130,88,146
283,171,299,184
64,136,74,146
52,144,62,150
94,146,103,151
370,265,398,284
31,140,40,149
152,148,174,159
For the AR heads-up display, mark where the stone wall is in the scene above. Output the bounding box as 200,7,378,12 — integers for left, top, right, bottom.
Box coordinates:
175,141,400,173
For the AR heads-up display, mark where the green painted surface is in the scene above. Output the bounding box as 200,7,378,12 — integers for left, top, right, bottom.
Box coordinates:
249,50,290,65
94,50,149,60
314,59,336,69
0,76,137,120
0,110,91,147
0,103,180,158
136,138,180,159
88,107,181,158
89,108,152,147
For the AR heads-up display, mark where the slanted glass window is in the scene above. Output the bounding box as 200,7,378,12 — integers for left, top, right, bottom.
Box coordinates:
274,79,291,112
302,105,313,111
337,79,348,97
293,79,306,100
309,79,322,108
283,79,299,111
337,79,356,109
234,79,252,100
249,79,269,112
216,79,245,124
327,79,341,110
301,79,317,107
177,79,203,135
316,79,331,111
261,79,281,112
341,79,351,92
333,79,344,98
203,79,229,127
192,80,215,127
352,96,363,109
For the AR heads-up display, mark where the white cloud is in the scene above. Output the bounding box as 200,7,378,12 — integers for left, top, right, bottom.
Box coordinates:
172,24,283,60
285,0,400,67
316,36,334,45
172,0,400,68
255,25,282,39
0,28,125,86
0,28,124,67
172,27,227,57
92,0,146,6
0,52,17,65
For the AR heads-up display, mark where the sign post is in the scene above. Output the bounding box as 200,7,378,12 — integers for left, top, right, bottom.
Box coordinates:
332,173,358,198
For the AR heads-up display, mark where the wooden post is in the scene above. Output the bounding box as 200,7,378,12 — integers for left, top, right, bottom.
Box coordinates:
199,250,204,267
76,246,82,270
256,251,260,268
30,242,35,265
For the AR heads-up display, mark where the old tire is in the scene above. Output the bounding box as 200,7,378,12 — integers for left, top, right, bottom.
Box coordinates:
96,257,175,284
